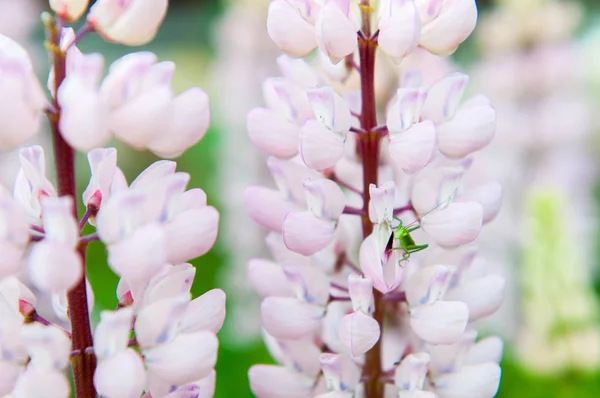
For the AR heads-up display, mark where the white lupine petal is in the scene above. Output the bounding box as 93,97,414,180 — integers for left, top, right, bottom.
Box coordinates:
244,186,302,232
304,178,346,219
411,166,463,215
277,55,320,88
434,363,501,398
28,241,82,293
249,365,314,398
179,289,226,334
94,308,134,359
319,353,361,391
421,202,483,248
142,263,196,304
283,211,336,255
248,107,300,157
300,120,345,171
410,301,469,345
49,0,90,21
388,121,436,173
144,331,218,386
368,181,395,224
406,265,454,307
267,0,318,57
386,88,427,132
306,86,352,132
0,361,20,396
378,0,421,63
167,370,216,398
135,294,190,349
12,367,70,398
20,323,71,370
94,348,147,398
283,264,330,306
426,329,477,375
82,147,118,209
338,311,381,357
358,231,403,294
419,0,478,55
40,196,78,247
348,274,374,314
316,1,357,64
394,352,431,391
247,259,295,298
107,223,166,282
445,275,505,321
87,0,169,46
148,88,210,158
464,337,503,365
261,297,324,340
457,181,502,224
278,339,322,377
420,73,468,124
163,206,219,264
130,160,177,188
437,100,496,159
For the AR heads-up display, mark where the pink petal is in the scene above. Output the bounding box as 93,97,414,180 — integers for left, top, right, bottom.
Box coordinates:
94,349,146,398
410,301,469,345
420,73,468,124
421,202,483,248
88,0,168,46
135,294,190,348
348,274,374,314
278,339,322,377
148,88,211,158
0,361,20,396
169,370,216,398
28,241,82,293
338,311,381,357
457,181,502,224
411,166,463,215
358,232,403,294
368,181,395,224
142,263,196,305
434,363,501,398
94,308,134,359
248,107,300,158
144,331,218,386
164,206,219,264
248,258,294,298
12,368,70,398
40,196,78,246
445,275,505,321
179,288,226,334
249,365,314,398
265,232,312,267
20,323,71,369
130,160,177,189
263,77,314,124
386,88,427,131
244,186,301,232
267,0,318,57
419,0,478,55
378,0,421,63
283,211,336,255
394,352,430,391
107,223,166,282
49,0,89,21
268,157,322,205
261,297,324,339
277,55,319,88
304,178,346,219
319,353,361,391
437,100,496,159
300,119,345,171
82,147,118,209
316,1,357,64
464,336,503,365
283,264,331,306
306,86,352,132
0,242,23,279
176,188,207,212
388,121,436,173
406,265,454,307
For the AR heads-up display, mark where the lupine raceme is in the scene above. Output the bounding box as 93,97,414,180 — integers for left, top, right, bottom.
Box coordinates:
245,1,505,397
0,0,222,397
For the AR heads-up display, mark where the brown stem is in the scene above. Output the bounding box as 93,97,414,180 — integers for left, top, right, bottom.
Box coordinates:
356,3,385,397
44,13,96,398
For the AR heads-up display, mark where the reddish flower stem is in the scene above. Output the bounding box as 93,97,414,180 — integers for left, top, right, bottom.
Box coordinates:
357,2,385,397
44,14,96,398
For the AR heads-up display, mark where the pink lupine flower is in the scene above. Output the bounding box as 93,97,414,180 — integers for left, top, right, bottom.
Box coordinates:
87,0,169,46
315,0,357,64
0,188,30,278
0,34,46,150
377,0,421,63
266,0,319,57
49,0,90,22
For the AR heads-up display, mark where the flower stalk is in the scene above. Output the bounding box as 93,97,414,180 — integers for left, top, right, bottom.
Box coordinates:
44,13,97,398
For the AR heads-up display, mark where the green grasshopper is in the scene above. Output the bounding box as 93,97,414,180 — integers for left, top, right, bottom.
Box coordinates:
390,190,457,262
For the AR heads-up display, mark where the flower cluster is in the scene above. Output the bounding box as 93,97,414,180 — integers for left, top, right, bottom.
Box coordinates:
246,0,505,397
0,0,222,396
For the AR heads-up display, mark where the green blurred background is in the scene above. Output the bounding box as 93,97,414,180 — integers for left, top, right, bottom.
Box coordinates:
11,0,600,396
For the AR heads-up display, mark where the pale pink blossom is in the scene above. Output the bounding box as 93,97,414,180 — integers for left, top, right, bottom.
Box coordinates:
266,0,319,57
49,0,90,22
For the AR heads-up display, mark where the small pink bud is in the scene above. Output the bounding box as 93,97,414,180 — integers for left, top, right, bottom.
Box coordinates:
87,0,169,46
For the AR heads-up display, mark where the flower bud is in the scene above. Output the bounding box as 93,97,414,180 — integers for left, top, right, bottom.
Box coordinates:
49,0,90,22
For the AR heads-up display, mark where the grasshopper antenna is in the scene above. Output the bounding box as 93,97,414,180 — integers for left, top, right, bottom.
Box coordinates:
406,188,458,228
